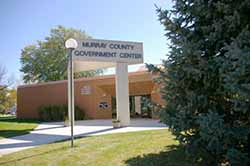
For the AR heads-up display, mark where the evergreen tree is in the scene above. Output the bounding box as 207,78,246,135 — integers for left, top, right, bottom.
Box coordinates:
149,0,250,165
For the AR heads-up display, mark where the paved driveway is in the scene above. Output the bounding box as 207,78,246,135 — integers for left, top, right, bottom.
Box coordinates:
0,119,166,156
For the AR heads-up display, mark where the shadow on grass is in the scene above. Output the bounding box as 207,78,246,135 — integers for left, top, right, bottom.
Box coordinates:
0,116,39,139
0,129,35,139
125,145,197,166
0,116,39,123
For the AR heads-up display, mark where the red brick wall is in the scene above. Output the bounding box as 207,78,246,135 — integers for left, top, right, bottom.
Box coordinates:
17,72,163,119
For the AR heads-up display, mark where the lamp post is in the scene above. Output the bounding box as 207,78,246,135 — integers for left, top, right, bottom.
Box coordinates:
65,38,78,148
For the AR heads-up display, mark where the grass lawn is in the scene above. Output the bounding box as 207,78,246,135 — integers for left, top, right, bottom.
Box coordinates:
0,116,38,139
0,129,197,166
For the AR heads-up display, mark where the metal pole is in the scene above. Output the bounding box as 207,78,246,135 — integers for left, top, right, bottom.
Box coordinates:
68,48,74,148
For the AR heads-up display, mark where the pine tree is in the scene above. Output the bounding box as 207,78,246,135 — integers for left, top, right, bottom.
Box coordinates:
149,0,250,165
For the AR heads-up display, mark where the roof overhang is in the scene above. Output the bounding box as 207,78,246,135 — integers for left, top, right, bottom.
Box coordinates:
98,81,154,96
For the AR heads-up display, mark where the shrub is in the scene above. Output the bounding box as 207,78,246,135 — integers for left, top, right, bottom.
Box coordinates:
38,104,85,122
74,105,85,120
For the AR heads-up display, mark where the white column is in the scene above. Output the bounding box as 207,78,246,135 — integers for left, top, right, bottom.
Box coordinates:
115,63,130,126
135,96,141,114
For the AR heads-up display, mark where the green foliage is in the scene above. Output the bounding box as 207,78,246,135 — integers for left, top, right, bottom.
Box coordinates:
0,65,16,114
0,88,8,114
20,25,103,83
74,105,85,121
0,88,16,114
38,104,85,122
141,96,152,118
149,0,250,165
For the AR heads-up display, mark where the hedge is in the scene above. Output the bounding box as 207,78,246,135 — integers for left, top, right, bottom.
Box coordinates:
38,104,85,122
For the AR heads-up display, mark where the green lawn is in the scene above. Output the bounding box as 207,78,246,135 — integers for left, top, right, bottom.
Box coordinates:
0,116,38,139
0,129,197,166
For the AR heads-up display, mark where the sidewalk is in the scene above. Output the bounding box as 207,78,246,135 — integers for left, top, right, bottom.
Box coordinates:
0,119,166,156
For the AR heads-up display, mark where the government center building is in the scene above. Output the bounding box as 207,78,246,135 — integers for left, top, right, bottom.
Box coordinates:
17,66,164,120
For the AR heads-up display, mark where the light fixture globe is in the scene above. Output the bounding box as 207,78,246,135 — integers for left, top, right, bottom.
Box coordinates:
65,38,78,49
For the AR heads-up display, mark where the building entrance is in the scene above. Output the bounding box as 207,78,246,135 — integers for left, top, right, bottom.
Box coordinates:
112,95,152,119
68,38,143,127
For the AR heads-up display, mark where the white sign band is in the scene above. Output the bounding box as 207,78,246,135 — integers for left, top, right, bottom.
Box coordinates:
73,39,143,64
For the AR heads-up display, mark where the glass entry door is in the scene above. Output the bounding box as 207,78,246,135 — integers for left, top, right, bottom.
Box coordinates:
130,95,151,118
112,95,152,118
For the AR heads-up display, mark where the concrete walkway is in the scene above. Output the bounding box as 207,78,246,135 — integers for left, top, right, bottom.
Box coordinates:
0,119,166,156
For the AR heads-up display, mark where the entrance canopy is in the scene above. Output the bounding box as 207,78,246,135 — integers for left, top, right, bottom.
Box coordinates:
69,38,144,127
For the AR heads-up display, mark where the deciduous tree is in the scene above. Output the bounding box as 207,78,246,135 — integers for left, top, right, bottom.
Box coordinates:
20,25,103,83
0,65,16,113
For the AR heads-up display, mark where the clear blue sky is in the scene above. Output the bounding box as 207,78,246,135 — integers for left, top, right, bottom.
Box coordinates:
0,0,172,81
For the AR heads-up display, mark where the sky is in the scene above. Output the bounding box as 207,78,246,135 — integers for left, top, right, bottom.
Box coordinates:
0,0,172,83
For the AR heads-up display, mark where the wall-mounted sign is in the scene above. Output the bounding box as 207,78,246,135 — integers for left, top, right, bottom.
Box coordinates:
81,85,91,95
73,39,143,64
99,102,109,109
